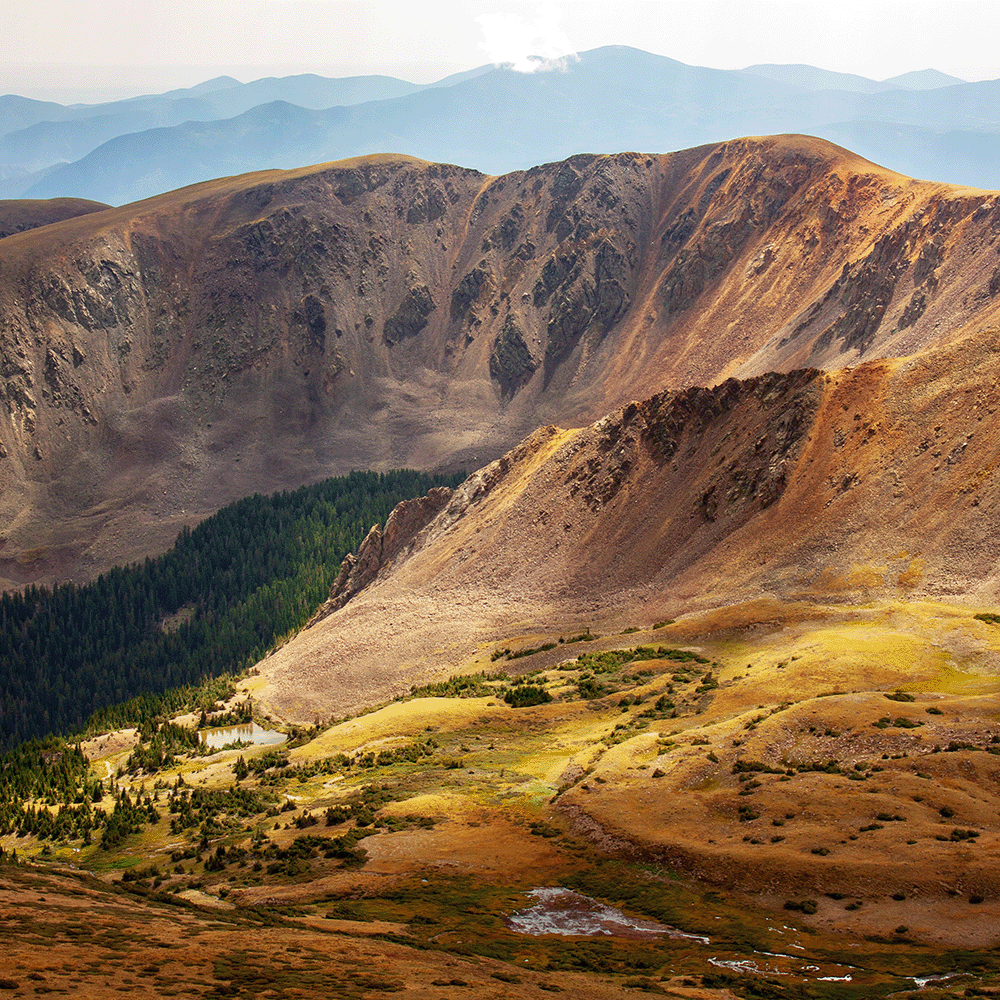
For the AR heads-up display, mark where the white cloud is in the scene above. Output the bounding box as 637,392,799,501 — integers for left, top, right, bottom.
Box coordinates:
476,7,578,73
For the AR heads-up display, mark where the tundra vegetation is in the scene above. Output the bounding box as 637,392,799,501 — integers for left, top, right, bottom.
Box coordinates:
4,600,1000,997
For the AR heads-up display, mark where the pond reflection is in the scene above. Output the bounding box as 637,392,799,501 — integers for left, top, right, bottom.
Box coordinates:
199,722,286,750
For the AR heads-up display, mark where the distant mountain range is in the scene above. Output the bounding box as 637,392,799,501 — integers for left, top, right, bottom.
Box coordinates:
0,46,996,206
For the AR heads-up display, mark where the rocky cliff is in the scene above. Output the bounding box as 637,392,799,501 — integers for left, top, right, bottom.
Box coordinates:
0,137,998,586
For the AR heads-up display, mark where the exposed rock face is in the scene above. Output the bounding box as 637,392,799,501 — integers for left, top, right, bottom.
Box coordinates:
0,139,998,586
450,266,490,323
489,314,537,398
318,486,454,616
383,283,435,346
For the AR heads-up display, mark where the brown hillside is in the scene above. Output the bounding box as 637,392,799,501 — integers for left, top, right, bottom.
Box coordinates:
0,137,998,586
0,196,110,240
252,327,1000,724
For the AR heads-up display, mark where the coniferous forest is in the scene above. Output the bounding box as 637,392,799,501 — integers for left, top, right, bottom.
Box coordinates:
0,469,462,751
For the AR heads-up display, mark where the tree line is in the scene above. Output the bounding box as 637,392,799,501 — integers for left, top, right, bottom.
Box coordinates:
0,469,461,750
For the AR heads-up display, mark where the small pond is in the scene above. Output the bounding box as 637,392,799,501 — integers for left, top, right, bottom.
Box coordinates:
505,887,709,942
199,722,287,750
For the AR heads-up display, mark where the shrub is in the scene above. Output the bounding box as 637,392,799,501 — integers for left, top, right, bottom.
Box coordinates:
784,899,818,915
504,685,552,708
577,677,607,699
949,828,980,842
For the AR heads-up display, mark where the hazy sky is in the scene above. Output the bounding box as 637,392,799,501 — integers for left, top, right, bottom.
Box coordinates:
4,0,998,102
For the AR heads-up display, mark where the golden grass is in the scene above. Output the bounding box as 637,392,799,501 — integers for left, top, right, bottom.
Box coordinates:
9,596,1000,999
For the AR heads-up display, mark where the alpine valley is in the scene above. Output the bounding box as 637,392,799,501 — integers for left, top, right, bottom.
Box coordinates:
2,127,1000,999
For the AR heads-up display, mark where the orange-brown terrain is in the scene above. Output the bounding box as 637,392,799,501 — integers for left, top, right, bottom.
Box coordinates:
254,332,1000,721
6,604,1000,997
0,197,110,240
1,135,998,587
4,136,1000,997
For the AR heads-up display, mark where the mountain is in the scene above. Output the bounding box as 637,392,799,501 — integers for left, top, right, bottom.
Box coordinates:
741,63,892,93
4,47,997,206
0,107,213,175
254,327,1000,723
0,73,425,136
5,135,1000,979
0,73,426,178
0,196,109,238
883,68,967,89
744,63,967,93
0,94,67,135
0,135,997,590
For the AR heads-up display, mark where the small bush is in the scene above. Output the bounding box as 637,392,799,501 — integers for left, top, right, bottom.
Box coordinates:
949,828,980,842
504,685,552,708
784,899,818,915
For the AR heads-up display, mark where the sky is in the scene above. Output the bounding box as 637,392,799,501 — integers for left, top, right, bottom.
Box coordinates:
3,0,998,103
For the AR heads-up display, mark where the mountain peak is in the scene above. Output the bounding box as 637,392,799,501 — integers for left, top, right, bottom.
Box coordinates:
881,67,967,89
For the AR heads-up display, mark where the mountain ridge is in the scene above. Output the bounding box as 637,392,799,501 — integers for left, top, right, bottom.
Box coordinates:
0,136,997,590
253,327,1000,725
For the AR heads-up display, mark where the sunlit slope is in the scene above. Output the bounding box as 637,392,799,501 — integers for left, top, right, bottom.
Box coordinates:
253,331,1000,724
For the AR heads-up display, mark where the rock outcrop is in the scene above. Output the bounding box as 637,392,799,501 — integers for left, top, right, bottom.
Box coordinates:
317,486,454,617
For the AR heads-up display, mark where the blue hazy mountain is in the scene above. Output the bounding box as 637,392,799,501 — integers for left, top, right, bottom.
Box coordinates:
882,68,968,90
742,63,966,93
3,47,996,205
0,73,428,179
